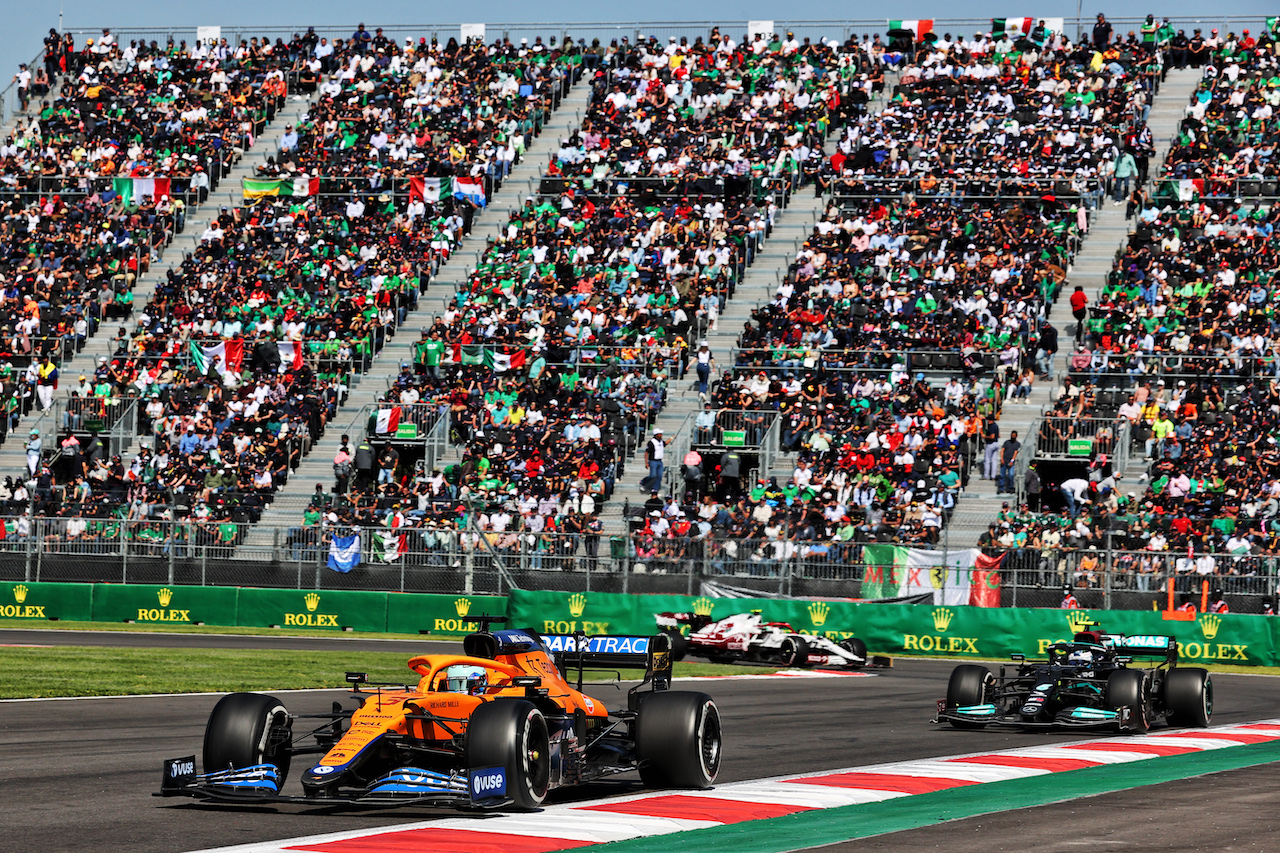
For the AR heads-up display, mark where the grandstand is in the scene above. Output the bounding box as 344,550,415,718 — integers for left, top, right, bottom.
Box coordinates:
0,17,1277,612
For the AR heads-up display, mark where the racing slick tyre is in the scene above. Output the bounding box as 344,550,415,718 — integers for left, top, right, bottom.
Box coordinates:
781,636,810,667
636,691,722,789
203,692,293,784
839,638,868,665
663,628,689,662
1164,668,1213,727
945,665,993,728
465,699,551,810
1106,669,1151,732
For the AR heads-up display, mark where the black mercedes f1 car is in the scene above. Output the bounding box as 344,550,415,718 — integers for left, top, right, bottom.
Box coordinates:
933,628,1212,732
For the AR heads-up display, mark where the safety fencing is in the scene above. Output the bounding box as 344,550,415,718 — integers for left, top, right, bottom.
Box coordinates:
1033,415,1133,471
1,518,1272,612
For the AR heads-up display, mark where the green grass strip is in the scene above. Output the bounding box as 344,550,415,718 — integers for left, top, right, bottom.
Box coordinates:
582,739,1280,853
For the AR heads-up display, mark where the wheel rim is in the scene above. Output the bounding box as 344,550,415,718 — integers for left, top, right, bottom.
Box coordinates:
1203,676,1214,720
523,712,550,800
699,702,722,781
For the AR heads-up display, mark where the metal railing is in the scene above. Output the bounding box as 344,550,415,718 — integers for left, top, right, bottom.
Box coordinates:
5,520,1273,609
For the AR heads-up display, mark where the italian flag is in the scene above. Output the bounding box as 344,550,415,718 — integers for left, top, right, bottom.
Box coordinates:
862,545,1003,607
888,20,933,38
372,529,408,562
992,17,1034,36
113,176,172,205
409,177,453,203
375,406,402,434
277,341,305,371
242,176,320,199
191,340,245,376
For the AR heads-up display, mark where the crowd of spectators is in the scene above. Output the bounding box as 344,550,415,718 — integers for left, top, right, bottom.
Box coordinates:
817,26,1161,203
5,28,289,194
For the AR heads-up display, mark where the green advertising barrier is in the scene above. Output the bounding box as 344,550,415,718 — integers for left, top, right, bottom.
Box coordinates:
505,590,1280,667
0,581,93,621
237,588,388,632
91,584,240,626
386,593,506,635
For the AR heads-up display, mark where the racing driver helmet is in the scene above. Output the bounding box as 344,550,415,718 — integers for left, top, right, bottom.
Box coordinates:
442,664,487,695
1066,648,1094,668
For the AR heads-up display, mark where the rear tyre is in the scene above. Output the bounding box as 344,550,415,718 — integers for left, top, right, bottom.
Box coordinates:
1106,669,1150,732
1164,668,1212,727
945,665,993,729
465,699,551,810
203,693,292,785
663,628,689,662
781,636,810,667
636,691,721,788
839,637,869,665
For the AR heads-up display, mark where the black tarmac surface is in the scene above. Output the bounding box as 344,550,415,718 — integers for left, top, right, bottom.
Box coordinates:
2,632,1279,853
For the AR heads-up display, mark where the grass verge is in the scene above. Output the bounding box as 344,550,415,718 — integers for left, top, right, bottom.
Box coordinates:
0,646,777,698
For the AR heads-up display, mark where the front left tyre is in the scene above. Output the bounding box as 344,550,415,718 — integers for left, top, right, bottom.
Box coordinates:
465,699,551,810
203,692,293,784
945,665,993,729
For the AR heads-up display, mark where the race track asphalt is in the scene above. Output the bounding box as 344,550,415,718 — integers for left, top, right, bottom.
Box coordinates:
2,634,1279,853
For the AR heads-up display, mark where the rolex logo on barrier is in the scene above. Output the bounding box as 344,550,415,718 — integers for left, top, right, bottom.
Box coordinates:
903,607,978,654
692,597,715,617
136,586,189,623
808,601,830,627
1066,610,1092,635
568,593,587,618
542,592,608,635
0,583,44,618
434,598,480,633
1200,614,1221,640
286,592,339,627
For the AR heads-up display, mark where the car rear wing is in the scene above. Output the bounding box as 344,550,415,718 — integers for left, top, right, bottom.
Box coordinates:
542,632,673,692
1102,633,1179,661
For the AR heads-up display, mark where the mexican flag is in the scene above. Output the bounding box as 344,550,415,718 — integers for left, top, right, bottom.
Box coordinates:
888,20,933,38
1177,178,1205,201
992,17,1034,36
454,176,487,208
486,347,526,372
242,176,320,199
113,176,172,205
327,533,361,572
1268,16,1278,35
409,177,453,203
457,344,485,366
862,545,1003,607
277,341,305,371
191,340,245,376
372,529,408,562
375,406,402,434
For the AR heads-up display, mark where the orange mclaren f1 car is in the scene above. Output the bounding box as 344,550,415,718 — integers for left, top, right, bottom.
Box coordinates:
157,618,721,810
